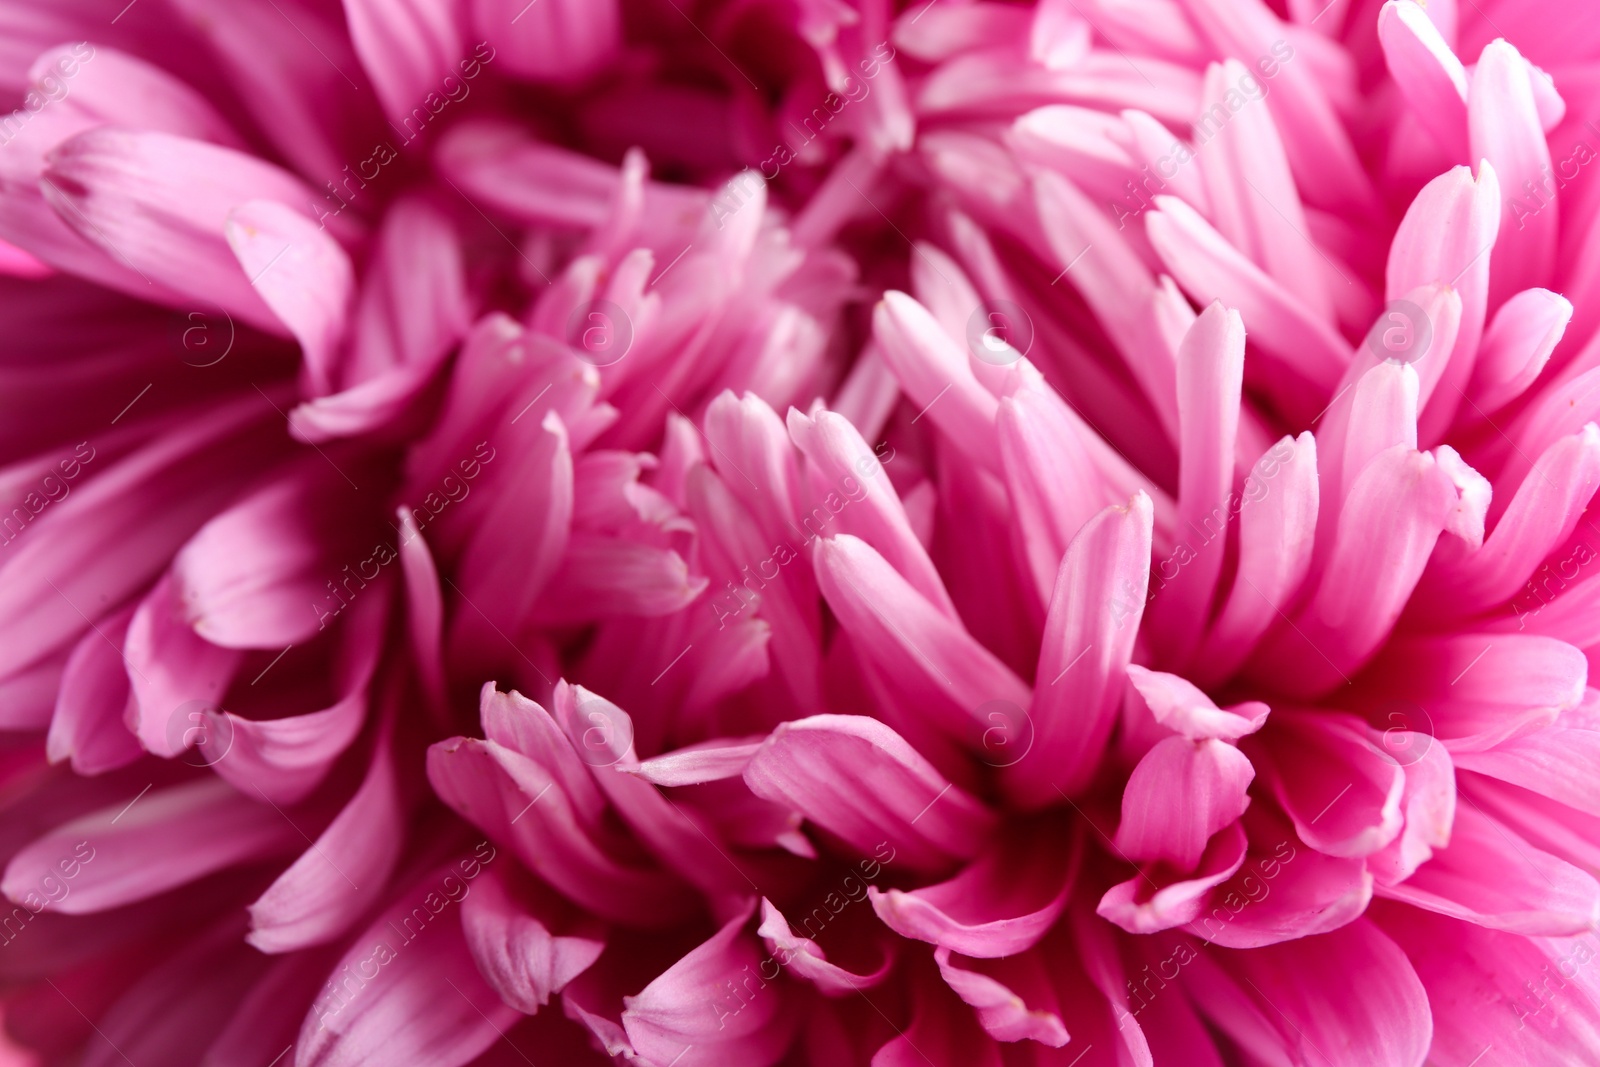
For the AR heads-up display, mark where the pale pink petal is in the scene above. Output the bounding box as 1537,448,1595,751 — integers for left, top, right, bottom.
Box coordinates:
1469,287,1570,414
1125,666,1269,741
2,779,300,914
1378,0,1469,157
42,128,328,334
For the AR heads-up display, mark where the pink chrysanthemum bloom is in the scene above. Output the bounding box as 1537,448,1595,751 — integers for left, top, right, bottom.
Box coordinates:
2,0,1600,1064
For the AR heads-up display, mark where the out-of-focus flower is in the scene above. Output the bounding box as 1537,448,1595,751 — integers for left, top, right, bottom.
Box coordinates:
3,0,1600,1065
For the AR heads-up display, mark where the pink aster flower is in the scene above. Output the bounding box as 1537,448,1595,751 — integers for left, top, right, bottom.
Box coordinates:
1,0,1600,1064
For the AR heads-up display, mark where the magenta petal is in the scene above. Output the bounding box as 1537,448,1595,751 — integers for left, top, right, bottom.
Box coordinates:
1251,711,1404,859
1452,699,1600,818
2,779,300,915
1186,920,1431,1067
757,897,893,995
621,905,797,1067
247,724,402,953
933,947,1068,1047
1377,903,1600,1064
743,714,998,875
813,534,1031,748
472,0,620,84
460,864,605,1014
293,862,524,1067
1098,820,1247,934
1007,492,1153,805
46,605,142,775
342,0,465,127
1185,806,1373,948
426,731,697,928
996,382,1115,602
346,195,471,386
124,573,243,758
1114,735,1254,871
225,199,354,394
42,128,326,334
629,738,765,786
870,820,1078,957
1148,302,1245,668
1377,799,1600,935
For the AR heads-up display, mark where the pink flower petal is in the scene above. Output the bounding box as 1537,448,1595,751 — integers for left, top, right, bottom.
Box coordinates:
743,714,998,876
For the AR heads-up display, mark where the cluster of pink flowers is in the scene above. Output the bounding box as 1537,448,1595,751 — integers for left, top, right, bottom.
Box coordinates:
0,0,1598,1063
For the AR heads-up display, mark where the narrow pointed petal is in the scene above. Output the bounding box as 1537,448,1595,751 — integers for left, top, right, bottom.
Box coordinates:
871,292,1002,473
1470,287,1570,414
813,534,1031,749
757,898,894,995
1471,40,1558,302
1378,0,1469,157
1198,432,1319,684
1007,493,1153,805
933,947,1069,1047
1150,302,1244,666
